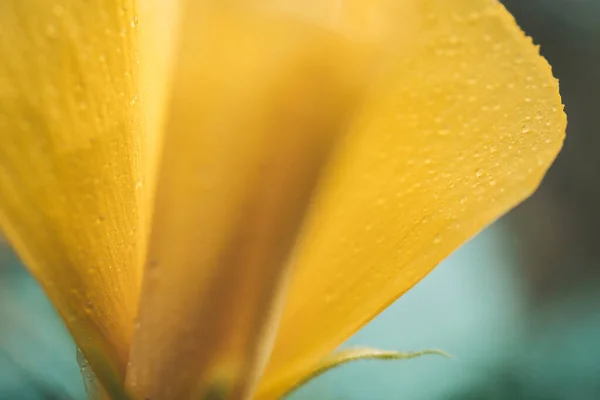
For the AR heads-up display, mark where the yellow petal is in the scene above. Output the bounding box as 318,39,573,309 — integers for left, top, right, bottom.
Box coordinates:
282,347,449,398
258,0,566,397
125,5,375,399
0,0,176,393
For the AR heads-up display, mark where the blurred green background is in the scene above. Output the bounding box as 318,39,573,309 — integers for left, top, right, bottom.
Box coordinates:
2,1,600,399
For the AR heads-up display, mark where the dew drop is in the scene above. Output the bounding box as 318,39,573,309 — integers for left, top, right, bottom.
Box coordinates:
521,126,531,134
475,168,483,177
84,301,94,315
131,16,139,30
433,235,442,245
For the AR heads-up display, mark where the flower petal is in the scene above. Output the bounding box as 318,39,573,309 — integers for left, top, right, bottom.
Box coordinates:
0,0,177,393
258,0,566,397
125,6,376,399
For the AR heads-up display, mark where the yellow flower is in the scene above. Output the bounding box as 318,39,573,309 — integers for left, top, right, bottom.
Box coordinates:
0,0,565,399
